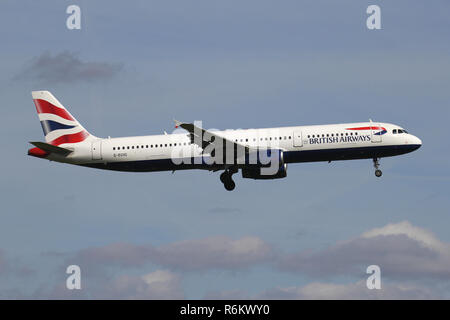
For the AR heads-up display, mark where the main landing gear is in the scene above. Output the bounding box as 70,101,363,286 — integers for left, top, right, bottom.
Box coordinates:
220,167,238,191
373,158,382,177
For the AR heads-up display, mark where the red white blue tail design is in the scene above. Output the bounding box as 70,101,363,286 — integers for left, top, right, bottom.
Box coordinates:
32,91,94,146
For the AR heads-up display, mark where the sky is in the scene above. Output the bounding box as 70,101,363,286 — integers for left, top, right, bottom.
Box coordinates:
0,0,450,299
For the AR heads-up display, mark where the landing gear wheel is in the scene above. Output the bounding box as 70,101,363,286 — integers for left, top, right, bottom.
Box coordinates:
224,179,235,191
372,158,382,178
220,167,238,191
220,172,228,183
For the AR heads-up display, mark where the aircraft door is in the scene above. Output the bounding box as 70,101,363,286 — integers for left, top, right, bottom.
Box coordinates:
91,140,102,160
293,131,303,147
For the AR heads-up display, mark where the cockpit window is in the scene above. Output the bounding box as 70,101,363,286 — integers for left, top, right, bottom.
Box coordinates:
393,129,397,134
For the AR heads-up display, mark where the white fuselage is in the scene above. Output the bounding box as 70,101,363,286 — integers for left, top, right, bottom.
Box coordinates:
49,121,422,173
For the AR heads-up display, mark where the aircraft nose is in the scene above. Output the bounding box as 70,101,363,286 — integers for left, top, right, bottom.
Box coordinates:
414,135,422,146
410,135,422,150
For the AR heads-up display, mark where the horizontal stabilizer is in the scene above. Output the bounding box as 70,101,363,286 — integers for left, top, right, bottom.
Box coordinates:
29,141,73,156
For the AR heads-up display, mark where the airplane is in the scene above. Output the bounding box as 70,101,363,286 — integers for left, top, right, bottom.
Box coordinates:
28,91,422,191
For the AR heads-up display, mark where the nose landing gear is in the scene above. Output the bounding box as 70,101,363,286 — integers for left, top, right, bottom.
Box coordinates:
220,167,238,191
373,158,382,177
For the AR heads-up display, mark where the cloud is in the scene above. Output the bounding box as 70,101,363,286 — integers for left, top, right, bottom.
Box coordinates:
155,236,273,270
30,269,183,299
96,270,183,299
204,289,249,300
74,242,152,268
257,280,437,300
15,51,122,84
71,236,274,272
279,221,450,280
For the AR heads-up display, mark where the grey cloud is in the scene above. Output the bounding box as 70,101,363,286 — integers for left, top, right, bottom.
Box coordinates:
15,51,122,84
257,280,438,300
204,280,439,300
155,236,273,270
71,236,274,272
279,221,450,280
29,269,183,300
92,270,183,300
204,289,249,300
74,242,153,268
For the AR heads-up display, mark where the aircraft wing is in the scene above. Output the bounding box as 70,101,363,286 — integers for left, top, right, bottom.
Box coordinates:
174,120,254,155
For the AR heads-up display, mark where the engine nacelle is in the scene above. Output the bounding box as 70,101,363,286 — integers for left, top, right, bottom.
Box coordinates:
242,163,288,180
241,149,287,180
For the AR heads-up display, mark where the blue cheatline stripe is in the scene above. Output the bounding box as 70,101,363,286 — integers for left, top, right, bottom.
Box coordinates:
40,120,76,135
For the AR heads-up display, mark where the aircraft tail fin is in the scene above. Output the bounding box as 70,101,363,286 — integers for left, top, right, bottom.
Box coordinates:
31,91,95,146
